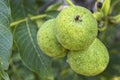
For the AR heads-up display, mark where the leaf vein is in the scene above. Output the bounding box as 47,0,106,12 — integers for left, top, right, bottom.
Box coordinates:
25,20,49,73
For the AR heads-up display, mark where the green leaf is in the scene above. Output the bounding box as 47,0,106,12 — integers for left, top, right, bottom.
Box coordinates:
105,53,120,77
46,2,62,11
0,70,10,80
110,0,120,15
101,0,111,16
10,0,37,21
46,10,59,19
13,19,54,80
0,0,13,70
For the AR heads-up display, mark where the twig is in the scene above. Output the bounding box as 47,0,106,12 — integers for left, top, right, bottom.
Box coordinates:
10,14,47,27
66,0,74,6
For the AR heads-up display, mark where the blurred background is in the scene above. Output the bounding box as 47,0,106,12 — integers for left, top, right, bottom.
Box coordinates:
6,0,120,80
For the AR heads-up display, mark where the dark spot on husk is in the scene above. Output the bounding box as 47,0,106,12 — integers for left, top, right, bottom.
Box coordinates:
75,15,82,22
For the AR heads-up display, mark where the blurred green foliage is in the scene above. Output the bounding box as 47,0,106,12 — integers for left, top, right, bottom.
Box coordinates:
2,0,120,80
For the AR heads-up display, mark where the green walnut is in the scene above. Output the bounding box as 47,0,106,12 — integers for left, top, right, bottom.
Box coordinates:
55,6,98,50
37,19,66,58
67,38,109,76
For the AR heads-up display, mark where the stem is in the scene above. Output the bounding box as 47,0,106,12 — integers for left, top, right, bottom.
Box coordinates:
98,18,108,32
93,12,104,20
110,14,120,24
10,14,47,27
66,0,74,6
98,23,107,32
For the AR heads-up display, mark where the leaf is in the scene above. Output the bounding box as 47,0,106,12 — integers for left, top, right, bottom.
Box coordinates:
110,0,120,15
46,10,59,19
101,0,111,16
46,2,62,11
0,0,13,70
13,19,54,79
10,0,37,21
105,53,120,77
0,70,10,80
